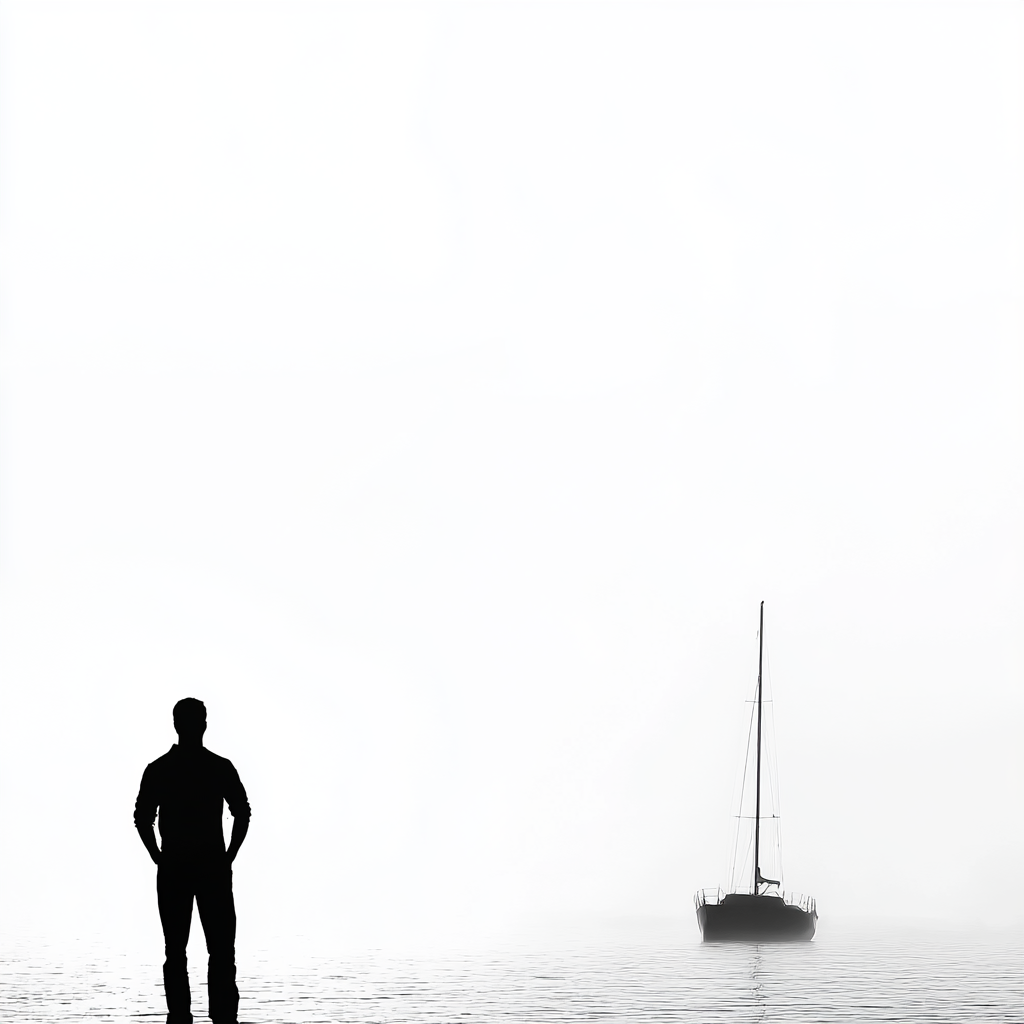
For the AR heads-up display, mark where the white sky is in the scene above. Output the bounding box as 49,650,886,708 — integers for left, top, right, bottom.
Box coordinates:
0,2,1021,951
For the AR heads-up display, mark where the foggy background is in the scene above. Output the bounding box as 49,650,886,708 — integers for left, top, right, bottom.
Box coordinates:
1,2,1021,953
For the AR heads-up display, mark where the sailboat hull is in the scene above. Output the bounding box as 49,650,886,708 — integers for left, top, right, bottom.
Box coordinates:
697,894,816,942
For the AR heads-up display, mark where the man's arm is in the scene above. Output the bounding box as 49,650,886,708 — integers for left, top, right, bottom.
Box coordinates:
226,814,249,864
224,762,251,864
134,765,161,866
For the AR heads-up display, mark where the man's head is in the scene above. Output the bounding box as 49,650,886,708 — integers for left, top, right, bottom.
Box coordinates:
172,698,207,746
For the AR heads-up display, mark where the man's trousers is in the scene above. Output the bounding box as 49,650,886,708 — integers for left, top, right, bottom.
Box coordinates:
156,857,238,1024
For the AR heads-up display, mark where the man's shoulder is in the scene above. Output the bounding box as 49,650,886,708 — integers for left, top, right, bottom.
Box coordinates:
201,748,239,773
145,747,177,771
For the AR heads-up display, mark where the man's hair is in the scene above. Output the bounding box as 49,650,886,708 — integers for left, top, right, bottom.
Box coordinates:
172,697,207,731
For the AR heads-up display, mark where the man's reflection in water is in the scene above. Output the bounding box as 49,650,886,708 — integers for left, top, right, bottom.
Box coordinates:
135,698,251,1024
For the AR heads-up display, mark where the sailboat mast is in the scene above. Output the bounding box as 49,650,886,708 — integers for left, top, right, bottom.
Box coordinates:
754,600,764,894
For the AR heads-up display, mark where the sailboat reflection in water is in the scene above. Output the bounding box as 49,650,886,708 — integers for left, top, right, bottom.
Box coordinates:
695,602,817,941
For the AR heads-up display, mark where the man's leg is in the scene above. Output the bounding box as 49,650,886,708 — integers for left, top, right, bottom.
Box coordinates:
156,862,195,1024
196,860,238,1024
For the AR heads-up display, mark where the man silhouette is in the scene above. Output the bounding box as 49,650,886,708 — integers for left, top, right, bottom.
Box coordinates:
135,698,251,1024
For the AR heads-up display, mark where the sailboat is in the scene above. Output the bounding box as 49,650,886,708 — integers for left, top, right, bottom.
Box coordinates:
694,602,817,941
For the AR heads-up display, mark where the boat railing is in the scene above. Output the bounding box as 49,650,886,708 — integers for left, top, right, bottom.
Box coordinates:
694,887,816,915
780,891,816,914
694,887,726,909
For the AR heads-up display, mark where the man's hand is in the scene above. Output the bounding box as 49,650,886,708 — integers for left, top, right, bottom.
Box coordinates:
225,813,249,866
137,824,163,867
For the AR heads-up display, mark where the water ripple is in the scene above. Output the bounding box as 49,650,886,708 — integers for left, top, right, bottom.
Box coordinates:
1,932,1020,1023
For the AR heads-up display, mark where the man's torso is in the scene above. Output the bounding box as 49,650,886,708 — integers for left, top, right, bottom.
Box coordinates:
135,746,249,862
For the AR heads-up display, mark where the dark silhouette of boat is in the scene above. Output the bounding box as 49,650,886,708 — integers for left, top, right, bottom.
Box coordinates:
695,602,817,942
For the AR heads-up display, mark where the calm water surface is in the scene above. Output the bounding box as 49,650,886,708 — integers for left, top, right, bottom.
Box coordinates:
2,929,1020,1023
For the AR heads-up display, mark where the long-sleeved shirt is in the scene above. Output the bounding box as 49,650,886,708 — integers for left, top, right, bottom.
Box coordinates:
134,745,250,861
